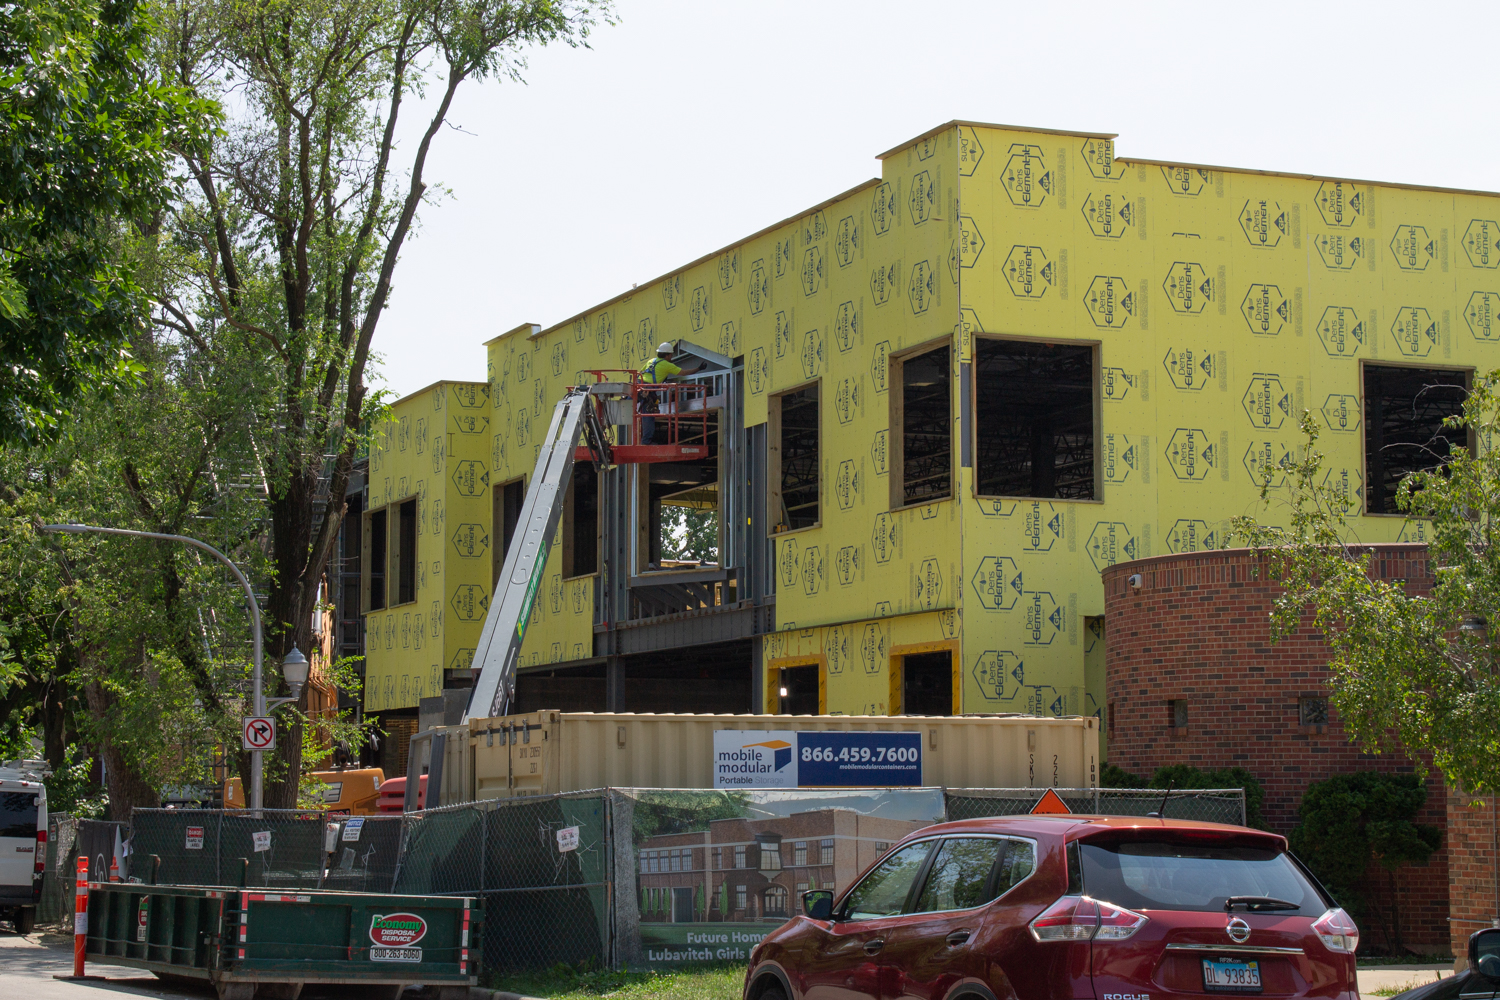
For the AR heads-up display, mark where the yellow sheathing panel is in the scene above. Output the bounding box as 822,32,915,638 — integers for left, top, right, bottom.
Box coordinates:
486,323,596,668
956,124,1500,722
466,119,1500,721
363,382,491,711
764,610,960,716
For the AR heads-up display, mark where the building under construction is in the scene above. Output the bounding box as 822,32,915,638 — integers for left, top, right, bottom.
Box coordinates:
352,119,1494,740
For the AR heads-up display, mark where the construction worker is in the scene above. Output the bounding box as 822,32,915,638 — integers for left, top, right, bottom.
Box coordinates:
638,342,703,444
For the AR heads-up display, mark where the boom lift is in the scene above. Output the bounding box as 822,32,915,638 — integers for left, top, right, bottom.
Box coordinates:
464,356,715,722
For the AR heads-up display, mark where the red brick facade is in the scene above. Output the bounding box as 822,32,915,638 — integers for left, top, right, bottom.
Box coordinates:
1102,545,1449,953
1446,790,1499,963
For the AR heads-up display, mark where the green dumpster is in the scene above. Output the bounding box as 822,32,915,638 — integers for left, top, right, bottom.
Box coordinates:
84,881,479,1000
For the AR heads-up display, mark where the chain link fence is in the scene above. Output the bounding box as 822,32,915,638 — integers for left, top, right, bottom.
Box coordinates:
393,792,611,973
129,809,404,891
37,814,76,925
945,787,1247,825
119,783,1247,974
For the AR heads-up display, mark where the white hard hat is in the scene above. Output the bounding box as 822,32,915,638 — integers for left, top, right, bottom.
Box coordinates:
657,342,674,354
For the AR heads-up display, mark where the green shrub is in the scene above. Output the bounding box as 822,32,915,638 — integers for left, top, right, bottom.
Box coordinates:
1100,763,1144,788
1289,772,1441,953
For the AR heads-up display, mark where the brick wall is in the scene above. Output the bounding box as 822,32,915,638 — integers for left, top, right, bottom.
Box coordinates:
1102,545,1449,953
1447,790,1499,963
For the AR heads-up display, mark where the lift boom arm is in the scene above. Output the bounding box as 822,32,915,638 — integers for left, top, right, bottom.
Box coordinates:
464,385,613,722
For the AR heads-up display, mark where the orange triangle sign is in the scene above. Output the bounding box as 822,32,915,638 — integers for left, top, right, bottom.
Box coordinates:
1030,788,1072,815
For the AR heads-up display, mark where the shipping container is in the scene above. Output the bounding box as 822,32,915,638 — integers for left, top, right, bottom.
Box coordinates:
432,712,1096,804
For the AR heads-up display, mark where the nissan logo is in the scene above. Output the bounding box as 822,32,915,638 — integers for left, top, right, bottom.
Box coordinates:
1226,917,1251,944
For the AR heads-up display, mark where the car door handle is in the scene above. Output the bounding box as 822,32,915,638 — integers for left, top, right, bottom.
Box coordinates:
863,938,885,955
946,930,971,947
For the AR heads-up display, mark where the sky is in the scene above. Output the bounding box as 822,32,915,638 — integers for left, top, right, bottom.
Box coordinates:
376,0,1500,399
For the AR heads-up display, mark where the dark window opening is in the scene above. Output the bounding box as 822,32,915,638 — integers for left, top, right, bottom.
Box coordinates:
902,651,953,715
1299,696,1329,726
340,493,363,654
396,497,417,605
777,664,820,715
566,461,599,577
1169,698,1188,729
899,345,952,505
493,477,525,586
367,507,387,611
774,384,819,531
976,339,1095,499
1363,364,1469,514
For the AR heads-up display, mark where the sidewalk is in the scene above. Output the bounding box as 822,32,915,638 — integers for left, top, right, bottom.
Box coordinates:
1357,965,1455,996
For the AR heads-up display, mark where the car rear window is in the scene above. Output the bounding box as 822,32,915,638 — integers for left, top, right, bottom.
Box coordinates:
1079,839,1327,915
0,792,38,838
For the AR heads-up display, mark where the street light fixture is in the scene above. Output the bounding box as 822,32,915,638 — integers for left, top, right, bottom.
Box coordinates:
36,523,282,812
278,646,309,703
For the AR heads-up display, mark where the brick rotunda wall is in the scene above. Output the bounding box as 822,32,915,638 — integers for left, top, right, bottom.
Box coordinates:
1102,544,1448,953
1447,791,1499,963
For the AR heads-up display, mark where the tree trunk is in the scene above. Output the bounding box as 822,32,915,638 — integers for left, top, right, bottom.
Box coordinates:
262,464,336,808
82,679,160,822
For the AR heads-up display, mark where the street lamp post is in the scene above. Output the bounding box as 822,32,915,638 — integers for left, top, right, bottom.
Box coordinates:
38,523,304,812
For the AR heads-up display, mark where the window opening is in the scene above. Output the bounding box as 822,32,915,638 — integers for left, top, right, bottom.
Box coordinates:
340,493,363,653
975,338,1095,499
565,460,599,577
1299,696,1329,726
776,664,820,715
493,477,524,586
1363,364,1469,514
366,507,387,611
396,497,417,605
646,413,721,568
764,886,788,917
898,345,952,505
773,384,819,531
1169,699,1188,729
902,651,954,716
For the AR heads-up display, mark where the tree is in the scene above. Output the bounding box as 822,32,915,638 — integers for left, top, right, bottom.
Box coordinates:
661,506,719,563
0,0,216,445
0,321,274,818
153,0,611,806
1233,390,1500,796
1289,771,1441,953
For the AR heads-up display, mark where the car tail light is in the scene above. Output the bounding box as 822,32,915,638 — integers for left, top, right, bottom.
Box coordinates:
34,828,45,874
1030,895,1148,942
1311,908,1359,953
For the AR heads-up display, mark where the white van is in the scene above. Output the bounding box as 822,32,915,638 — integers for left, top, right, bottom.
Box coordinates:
0,761,48,934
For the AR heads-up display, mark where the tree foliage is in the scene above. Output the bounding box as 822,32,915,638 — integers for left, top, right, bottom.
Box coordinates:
661,506,719,564
153,0,611,806
0,0,216,445
1289,771,1441,952
1233,385,1500,795
0,322,274,817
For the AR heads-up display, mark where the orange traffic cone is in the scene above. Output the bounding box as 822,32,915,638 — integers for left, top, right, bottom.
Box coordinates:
109,857,120,882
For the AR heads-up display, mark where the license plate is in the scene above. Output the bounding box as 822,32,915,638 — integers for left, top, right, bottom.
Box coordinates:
1202,958,1262,993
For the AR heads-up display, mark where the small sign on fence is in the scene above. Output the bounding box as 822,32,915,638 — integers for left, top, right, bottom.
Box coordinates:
342,817,365,842
252,830,271,853
556,826,579,853
184,826,204,850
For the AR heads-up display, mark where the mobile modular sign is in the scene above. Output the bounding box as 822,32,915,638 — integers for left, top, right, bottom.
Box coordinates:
712,730,921,788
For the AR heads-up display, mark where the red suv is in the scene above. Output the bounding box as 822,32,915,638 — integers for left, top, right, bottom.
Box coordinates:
743,815,1358,1000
